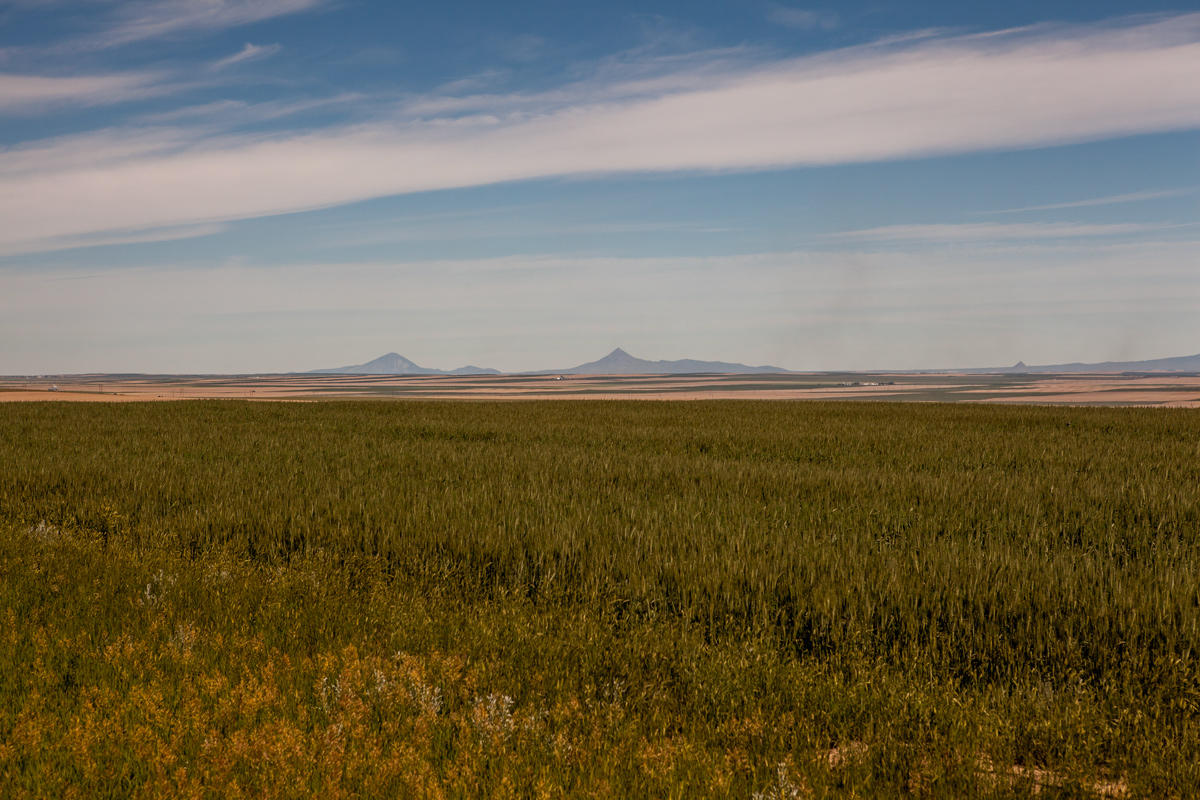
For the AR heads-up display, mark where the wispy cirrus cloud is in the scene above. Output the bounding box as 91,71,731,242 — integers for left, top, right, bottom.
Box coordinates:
980,188,1194,214
3,13,1200,255
135,92,360,126
0,70,166,112
12,222,228,256
93,0,324,48
766,5,839,31
396,46,756,119
821,221,1190,243
212,42,281,70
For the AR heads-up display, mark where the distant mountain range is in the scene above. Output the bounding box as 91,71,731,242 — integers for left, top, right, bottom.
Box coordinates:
310,349,1200,376
310,353,500,376
536,348,787,375
962,352,1200,374
309,348,788,375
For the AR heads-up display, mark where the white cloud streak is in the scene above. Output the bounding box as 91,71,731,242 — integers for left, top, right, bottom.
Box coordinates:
981,188,1194,214
3,14,1200,255
134,92,360,126
211,42,281,70
94,0,324,47
10,222,227,256
0,71,165,111
822,221,1188,243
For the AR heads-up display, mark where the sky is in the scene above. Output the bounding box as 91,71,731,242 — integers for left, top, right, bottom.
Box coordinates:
2,1,1199,374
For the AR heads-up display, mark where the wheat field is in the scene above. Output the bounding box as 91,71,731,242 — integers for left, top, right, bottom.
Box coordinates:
1,400,1197,797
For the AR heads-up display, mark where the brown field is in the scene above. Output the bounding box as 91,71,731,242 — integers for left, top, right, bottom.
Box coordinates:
3,371,1200,405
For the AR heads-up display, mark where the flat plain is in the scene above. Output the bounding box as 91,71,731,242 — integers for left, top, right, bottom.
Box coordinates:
1,399,1198,797
3,370,1200,406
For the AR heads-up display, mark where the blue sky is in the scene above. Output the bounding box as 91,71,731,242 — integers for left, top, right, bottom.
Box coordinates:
2,1,1198,373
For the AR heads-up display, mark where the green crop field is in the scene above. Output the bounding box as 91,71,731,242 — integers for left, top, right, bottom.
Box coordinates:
1,400,1198,797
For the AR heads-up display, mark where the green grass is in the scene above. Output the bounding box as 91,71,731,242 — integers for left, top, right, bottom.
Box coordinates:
1,400,1198,797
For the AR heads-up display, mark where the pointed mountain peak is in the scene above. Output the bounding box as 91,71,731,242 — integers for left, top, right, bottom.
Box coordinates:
310,351,436,374
361,352,421,369
550,348,787,375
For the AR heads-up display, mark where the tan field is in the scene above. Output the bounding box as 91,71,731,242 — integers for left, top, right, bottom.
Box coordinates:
3,371,1200,405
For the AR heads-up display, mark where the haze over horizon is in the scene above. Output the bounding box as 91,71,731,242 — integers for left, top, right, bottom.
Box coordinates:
2,1,1198,375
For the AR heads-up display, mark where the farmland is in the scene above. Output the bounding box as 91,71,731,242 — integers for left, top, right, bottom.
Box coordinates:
1,400,1198,797
3,370,1200,405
